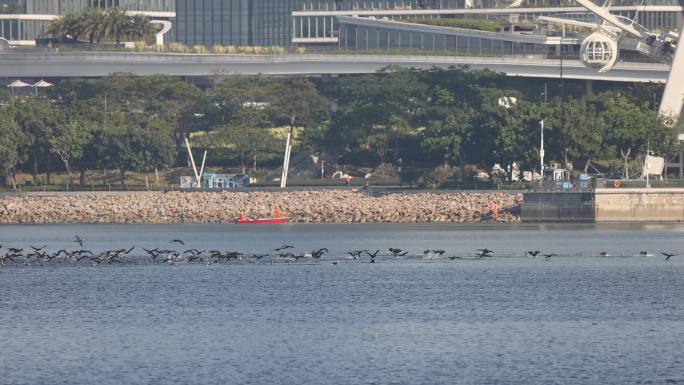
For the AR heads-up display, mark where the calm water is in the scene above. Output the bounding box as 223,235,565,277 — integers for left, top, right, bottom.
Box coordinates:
1,224,684,385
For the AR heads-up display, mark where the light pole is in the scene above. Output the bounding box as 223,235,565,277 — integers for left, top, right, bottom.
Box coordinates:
646,140,651,189
540,119,545,188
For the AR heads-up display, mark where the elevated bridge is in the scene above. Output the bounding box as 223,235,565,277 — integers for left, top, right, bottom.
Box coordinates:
0,52,669,82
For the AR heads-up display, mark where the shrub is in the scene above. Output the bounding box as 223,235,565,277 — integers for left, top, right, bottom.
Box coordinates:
169,42,190,53
432,163,454,185
374,162,398,177
131,41,147,52
399,167,420,187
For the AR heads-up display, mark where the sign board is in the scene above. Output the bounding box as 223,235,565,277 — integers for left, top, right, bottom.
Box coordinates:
642,155,665,179
180,176,195,189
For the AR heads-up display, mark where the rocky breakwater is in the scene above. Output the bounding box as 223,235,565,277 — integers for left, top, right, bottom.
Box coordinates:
0,190,521,224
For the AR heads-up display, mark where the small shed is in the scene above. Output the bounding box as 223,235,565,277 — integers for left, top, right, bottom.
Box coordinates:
202,173,250,188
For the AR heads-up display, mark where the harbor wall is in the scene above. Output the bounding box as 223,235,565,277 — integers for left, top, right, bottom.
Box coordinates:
594,188,684,222
522,188,684,222
521,192,595,222
0,190,521,224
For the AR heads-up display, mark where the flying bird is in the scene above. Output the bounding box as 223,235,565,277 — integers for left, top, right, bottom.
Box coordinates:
274,245,294,251
348,250,366,259
73,235,84,247
365,249,379,263
170,239,185,245
661,252,677,261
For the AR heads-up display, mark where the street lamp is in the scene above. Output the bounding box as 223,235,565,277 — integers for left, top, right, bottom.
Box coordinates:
539,119,545,188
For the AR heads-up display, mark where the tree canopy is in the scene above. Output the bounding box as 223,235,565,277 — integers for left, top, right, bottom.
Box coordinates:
0,69,678,189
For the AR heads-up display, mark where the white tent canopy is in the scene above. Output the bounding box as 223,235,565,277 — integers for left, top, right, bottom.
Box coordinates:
33,79,53,88
7,79,30,88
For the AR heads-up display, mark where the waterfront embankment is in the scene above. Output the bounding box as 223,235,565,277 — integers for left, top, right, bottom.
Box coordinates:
0,190,521,224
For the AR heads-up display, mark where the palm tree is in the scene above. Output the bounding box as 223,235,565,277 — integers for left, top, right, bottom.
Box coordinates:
104,6,129,44
126,14,159,42
45,17,65,39
46,12,84,42
80,7,107,44
62,12,83,41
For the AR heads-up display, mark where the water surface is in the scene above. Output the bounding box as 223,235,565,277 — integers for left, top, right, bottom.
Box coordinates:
1,224,683,385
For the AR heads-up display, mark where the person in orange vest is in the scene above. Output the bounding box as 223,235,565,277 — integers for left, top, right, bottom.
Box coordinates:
239,213,246,221
274,208,282,218
490,203,499,222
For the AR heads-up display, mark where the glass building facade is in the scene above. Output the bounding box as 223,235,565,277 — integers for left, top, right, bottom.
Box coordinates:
175,0,298,47
175,0,252,46
0,0,174,43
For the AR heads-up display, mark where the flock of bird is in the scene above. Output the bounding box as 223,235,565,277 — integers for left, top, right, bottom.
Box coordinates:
0,235,680,267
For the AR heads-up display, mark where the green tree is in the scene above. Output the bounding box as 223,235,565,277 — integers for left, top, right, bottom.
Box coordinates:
81,7,107,44
546,97,605,171
49,117,95,185
127,14,158,42
12,98,61,184
422,108,471,177
46,11,82,41
95,121,175,186
0,106,26,189
601,96,656,179
210,76,284,171
473,100,540,181
325,69,425,164
94,74,204,164
268,77,330,148
104,7,129,44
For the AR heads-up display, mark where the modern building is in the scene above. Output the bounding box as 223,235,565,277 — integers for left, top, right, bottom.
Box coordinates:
174,0,298,47
173,0,683,49
0,0,175,45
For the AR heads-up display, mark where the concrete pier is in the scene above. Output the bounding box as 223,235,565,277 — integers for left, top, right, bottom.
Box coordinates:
594,188,684,222
523,188,684,222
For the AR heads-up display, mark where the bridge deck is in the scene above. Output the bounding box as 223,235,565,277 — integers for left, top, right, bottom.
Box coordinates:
0,52,669,81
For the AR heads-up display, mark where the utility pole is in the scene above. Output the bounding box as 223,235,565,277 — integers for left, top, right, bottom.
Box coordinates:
280,129,293,188
540,119,545,188
104,91,107,130
646,140,651,188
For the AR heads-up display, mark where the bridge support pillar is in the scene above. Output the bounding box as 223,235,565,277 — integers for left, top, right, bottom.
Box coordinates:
659,19,684,177
659,20,684,127
585,79,593,96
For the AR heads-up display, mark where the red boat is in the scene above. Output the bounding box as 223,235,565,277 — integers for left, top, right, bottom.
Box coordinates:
235,217,289,225
235,209,289,225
